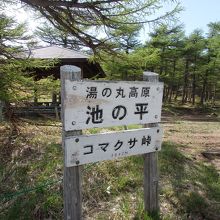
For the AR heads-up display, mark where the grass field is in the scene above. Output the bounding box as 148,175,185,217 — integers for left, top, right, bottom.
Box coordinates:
0,108,220,219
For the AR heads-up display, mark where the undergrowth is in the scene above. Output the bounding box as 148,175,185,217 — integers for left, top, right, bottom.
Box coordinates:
0,119,220,219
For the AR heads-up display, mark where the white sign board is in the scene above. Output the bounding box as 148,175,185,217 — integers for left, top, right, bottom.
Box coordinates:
63,80,163,131
65,127,163,167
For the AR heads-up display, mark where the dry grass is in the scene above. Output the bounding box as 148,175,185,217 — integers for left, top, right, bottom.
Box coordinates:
0,112,220,219
163,120,220,171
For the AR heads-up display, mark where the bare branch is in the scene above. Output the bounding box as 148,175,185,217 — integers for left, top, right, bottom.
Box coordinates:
20,0,123,8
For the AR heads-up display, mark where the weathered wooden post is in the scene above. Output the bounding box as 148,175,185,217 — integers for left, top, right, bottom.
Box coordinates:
61,65,82,220
143,71,160,214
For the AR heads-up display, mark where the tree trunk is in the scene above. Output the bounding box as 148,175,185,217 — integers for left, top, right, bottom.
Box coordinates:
205,89,209,103
165,86,170,102
122,71,128,80
34,89,38,104
163,86,167,102
188,89,192,102
174,88,179,101
0,100,4,122
168,86,173,102
192,57,197,105
192,73,196,105
169,59,177,103
52,93,57,105
159,48,165,75
200,72,208,105
212,84,216,106
182,59,189,104
184,89,188,103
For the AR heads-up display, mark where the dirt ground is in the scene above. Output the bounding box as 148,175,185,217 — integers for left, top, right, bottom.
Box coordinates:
162,112,220,172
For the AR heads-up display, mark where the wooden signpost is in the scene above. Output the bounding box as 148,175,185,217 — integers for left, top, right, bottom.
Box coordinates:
143,72,160,212
61,65,163,219
63,80,163,130
65,127,163,166
61,66,82,220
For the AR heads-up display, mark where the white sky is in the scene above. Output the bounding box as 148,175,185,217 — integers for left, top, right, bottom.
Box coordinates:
6,3,41,33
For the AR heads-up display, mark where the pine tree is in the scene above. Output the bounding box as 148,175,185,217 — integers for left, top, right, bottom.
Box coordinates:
0,12,55,124
13,0,181,54
147,24,185,101
182,29,205,104
200,22,220,105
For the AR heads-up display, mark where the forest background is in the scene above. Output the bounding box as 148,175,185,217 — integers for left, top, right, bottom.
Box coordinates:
0,0,219,110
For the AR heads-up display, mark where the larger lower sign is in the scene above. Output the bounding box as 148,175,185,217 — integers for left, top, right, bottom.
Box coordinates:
65,127,163,166
63,80,163,131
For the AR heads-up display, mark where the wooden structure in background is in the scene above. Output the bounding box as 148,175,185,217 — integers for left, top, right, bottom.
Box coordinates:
25,45,105,80
10,46,105,118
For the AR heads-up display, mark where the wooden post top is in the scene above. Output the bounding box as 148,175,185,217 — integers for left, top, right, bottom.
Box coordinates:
60,65,81,81
143,71,159,82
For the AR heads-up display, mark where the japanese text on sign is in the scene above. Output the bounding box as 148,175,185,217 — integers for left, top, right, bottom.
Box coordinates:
65,127,163,166
63,80,163,130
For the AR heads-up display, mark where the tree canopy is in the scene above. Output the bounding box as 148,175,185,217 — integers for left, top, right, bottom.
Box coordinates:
102,22,220,106
1,0,219,109
13,0,181,54
0,11,57,109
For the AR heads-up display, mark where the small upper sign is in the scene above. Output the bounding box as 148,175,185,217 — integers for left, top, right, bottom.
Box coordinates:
63,80,163,131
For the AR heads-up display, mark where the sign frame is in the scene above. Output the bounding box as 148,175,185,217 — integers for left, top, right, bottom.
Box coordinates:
63,80,163,131
65,127,163,167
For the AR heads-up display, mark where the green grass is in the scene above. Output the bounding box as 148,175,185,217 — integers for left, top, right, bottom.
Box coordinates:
0,121,63,219
163,102,220,117
159,142,220,219
0,143,63,219
0,119,220,219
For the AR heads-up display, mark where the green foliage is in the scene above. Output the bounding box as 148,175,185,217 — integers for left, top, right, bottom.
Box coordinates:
0,14,30,57
0,59,57,103
0,13,57,105
34,76,60,101
101,48,160,80
14,0,181,54
109,24,142,53
102,22,215,96
100,19,220,107
35,23,82,50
